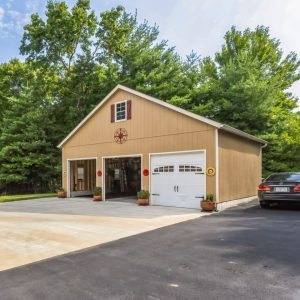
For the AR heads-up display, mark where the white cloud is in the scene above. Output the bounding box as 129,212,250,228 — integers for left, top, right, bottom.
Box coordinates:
0,0,299,102
7,9,31,33
0,3,32,37
142,0,300,101
25,0,42,12
90,0,300,101
0,6,5,23
26,0,37,11
5,0,14,9
0,5,11,33
153,0,300,58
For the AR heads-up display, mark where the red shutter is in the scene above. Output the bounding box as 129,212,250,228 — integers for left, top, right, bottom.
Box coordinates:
111,104,115,123
127,100,132,120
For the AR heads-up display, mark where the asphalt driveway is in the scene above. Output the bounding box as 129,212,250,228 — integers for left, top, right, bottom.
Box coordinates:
0,200,299,300
0,197,203,271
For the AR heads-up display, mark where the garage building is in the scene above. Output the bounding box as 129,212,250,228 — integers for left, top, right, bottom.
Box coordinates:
58,85,267,210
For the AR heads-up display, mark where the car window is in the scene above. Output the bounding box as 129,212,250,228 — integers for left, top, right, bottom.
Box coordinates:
266,173,300,182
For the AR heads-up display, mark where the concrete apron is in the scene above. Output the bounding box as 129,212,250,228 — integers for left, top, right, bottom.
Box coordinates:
0,203,207,271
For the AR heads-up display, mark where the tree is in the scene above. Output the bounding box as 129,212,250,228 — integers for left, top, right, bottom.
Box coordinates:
187,27,299,132
95,6,194,101
20,0,96,73
0,89,60,193
4,0,197,193
177,26,300,175
20,0,102,129
20,2,195,129
0,1,298,195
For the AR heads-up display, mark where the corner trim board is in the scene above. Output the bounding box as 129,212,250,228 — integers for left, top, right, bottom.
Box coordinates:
215,129,219,203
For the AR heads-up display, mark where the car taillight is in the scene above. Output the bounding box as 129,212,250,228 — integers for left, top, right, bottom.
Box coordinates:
294,185,300,191
258,185,271,191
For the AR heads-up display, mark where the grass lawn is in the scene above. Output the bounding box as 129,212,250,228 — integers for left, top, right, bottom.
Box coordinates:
0,193,57,203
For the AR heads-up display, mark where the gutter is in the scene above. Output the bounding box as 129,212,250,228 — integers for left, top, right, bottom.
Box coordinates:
220,124,268,147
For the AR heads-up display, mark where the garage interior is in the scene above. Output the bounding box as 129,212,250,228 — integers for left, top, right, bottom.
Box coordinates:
70,159,96,197
104,157,141,200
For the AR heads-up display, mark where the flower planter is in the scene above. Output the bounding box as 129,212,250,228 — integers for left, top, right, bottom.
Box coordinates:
137,190,150,206
201,200,216,212
57,191,66,198
138,198,149,206
93,195,102,201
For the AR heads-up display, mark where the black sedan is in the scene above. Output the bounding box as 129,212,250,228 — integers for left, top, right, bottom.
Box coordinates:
258,172,300,208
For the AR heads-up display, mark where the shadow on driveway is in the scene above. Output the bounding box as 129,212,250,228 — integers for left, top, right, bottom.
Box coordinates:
0,200,299,300
205,202,300,274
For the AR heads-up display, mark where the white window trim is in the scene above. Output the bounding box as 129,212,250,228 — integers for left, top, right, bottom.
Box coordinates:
115,100,127,122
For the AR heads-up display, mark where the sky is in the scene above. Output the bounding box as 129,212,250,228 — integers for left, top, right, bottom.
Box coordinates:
0,0,300,100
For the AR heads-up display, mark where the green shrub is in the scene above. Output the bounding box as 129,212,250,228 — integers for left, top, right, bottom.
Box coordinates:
93,186,102,196
205,194,214,202
137,190,150,199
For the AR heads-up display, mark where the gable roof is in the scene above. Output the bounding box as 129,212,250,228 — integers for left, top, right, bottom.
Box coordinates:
58,85,267,148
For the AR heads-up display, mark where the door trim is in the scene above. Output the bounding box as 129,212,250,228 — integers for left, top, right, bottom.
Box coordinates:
149,150,206,206
101,154,143,201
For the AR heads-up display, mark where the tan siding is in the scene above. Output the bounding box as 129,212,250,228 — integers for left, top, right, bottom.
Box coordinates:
62,90,216,195
218,130,262,202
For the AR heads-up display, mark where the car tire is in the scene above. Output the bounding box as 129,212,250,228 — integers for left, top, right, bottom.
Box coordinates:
260,202,269,209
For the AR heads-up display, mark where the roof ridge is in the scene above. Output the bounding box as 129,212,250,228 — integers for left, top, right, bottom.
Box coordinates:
58,85,267,148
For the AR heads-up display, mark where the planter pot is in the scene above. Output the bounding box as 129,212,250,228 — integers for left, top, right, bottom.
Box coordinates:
201,201,216,212
93,195,102,201
138,198,149,206
57,191,66,198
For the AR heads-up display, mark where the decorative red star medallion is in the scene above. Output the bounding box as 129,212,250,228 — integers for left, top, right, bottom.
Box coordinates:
114,128,128,144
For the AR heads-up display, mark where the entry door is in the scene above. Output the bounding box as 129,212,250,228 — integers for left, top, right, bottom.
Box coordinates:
151,152,205,209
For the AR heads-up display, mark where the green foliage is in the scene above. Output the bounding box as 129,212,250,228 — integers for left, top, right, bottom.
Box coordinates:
21,0,96,72
93,186,102,196
205,194,214,202
0,88,60,193
0,193,56,202
191,27,299,133
188,26,300,175
0,1,299,193
137,190,150,199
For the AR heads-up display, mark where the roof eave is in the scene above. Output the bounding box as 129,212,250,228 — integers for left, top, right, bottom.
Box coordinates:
220,125,268,147
57,84,223,148
57,85,123,148
57,84,267,148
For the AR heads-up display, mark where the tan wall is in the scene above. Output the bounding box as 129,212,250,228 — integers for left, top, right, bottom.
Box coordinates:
218,130,262,202
62,90,216,196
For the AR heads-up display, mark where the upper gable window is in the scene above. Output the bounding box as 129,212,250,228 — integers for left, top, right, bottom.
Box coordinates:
111,100,132,123
116,101,127,121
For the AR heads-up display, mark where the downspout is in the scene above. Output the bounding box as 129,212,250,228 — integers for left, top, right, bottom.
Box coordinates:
215,129,220,210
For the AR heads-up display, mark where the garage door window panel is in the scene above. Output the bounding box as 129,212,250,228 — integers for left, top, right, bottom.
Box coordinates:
179,165,203,173
153,165,174,174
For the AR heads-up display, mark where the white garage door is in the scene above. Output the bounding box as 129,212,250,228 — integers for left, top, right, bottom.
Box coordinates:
150,152,205,209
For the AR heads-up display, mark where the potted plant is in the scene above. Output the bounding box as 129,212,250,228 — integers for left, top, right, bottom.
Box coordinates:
57,187,66,198
93,186,102,201
201,194,216,212
137,190,150,206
